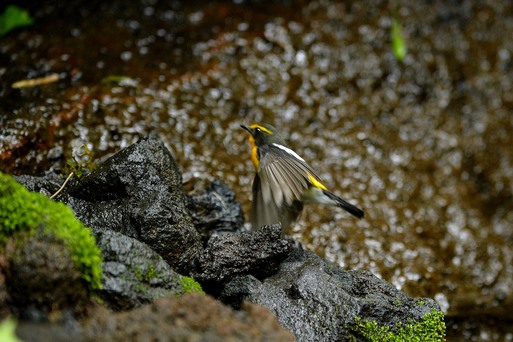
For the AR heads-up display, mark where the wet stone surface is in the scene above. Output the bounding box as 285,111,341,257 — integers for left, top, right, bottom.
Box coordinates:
1,0,513,340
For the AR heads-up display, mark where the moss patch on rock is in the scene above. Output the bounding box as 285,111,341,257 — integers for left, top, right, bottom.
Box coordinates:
0,172,102,290
180,276,205,295
348,309,446,341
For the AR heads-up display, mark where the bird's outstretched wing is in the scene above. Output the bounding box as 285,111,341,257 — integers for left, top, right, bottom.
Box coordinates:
250,173,303,232
257,143,323,208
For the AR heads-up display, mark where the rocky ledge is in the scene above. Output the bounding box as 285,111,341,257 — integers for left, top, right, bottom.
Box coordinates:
1,136,445,341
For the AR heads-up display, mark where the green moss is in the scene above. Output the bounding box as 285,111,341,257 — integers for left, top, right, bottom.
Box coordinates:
348,310,446,342
180,276,205,295
392,299,403,307
134,266,144,282
134,263,161,283
0,172,103,290
145,264,160,280
63,145,97,179
133,282,149,295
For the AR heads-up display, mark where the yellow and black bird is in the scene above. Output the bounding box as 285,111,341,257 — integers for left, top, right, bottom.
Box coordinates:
241,123,364,232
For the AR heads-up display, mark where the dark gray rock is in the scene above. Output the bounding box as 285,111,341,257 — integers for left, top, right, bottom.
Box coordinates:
14,137,290,293
11,137,444,340
192,224,291,285
220,246,441,341
58,135,202,274
15,171,64,197
186,178,245,241
95,230,187,311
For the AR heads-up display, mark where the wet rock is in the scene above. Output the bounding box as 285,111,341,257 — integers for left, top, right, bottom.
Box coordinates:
220,246,441,341
193,224,291,286
4,233,90,319
95,230,188,311
186,178,245,241
81,293,294,342
15,171,63,198
59,135,203,274
14,137,291,293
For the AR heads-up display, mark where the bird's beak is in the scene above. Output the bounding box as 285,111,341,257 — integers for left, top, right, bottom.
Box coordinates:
240,125,252,135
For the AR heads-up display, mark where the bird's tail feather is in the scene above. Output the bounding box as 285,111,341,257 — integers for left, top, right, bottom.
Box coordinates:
323,191,364,218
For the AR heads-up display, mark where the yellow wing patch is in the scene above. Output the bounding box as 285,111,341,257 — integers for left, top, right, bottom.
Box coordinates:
250,124,273,135
307,173,327,190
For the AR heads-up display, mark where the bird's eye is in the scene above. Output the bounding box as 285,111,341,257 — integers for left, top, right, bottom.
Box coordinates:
255,128,261,133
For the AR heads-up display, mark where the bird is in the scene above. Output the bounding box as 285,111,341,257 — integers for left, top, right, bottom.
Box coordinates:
241,123,364,233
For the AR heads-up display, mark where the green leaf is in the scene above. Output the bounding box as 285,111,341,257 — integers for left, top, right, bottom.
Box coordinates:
391,18,407,62
0,5,34,37
0,318,22,342
101,75,138,87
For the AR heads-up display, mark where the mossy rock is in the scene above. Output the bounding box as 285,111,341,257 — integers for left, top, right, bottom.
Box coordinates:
348,309,446,341
0,172,102,291
96,229,204,310
6,232,91,315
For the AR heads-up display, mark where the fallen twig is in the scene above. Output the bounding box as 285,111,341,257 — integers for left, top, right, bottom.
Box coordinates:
50,172,74,199
12,73,60,88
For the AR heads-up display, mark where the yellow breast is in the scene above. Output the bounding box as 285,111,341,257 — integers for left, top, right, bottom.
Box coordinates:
248,136,259,169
